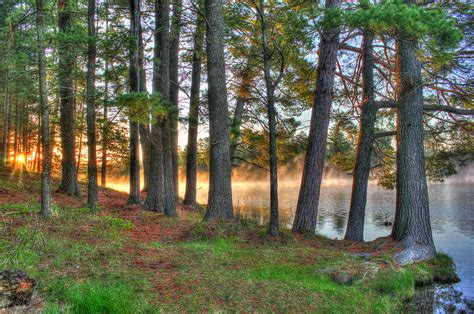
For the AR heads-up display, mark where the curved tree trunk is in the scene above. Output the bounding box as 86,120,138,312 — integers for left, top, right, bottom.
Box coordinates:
57,0,81,197
344,32,376,242
183,5,204,206
36,0,51,218
391,32,435,265
86,0,98,210
203,0,234,220
292,0,340,233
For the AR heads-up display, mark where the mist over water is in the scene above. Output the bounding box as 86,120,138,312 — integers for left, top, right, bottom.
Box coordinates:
109,162,474,303
177,164,474,303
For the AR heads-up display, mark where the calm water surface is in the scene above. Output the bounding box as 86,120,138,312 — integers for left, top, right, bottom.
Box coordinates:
183,179,474,310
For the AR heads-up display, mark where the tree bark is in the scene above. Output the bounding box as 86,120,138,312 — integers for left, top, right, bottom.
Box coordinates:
86,0,98,210
144,122,165,212
101,72,108,187
203,0,234,220
127,0,142,205
391,28,435,265
139,123,151,191
230,62,252,163
1,70,8,166
138,14,150,192
344,32,376,242
57,0,81,197
169,0,183,198
36,0,51,219
145,0,176,216
145,0,166,212
101,0,109,188
159,0,177,216
183,4,204,206
258,0,279,236
163,118,177,216
76,99,85,176
292,0,340,233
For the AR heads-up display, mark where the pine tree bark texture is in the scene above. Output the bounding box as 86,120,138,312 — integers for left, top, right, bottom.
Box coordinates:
86,0,99,210
344,32,376,242
127,0,142,205
391,29,435,265
57,0,81,197
292,0,340,233
37,0,51,218
203,0,234,220
183,4,204,206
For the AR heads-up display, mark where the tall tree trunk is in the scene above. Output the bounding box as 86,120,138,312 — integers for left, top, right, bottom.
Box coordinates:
101,72,108,187
1,70,8,166
292,0,340,233
169,0,183,198
258,0,279,236
145,0,175,216
344,32,377,242
101,0,109,188
36,0,51,218
159,0,177,216
86,0,98,210
57,0,81,196
138,15,150,192
183,4,204,206
127,0,142,205
203,0,234,220
391,24,435,265
144,0,165,212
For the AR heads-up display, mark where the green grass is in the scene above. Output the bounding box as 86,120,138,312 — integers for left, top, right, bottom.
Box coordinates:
44,281,147,314
371,269,415,300
0,177,460,313
405,252,460,286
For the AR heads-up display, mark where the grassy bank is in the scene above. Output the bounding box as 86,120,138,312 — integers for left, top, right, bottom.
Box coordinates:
0,170,458,312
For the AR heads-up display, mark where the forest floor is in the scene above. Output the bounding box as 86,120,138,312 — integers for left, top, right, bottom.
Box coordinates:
0,167,459,313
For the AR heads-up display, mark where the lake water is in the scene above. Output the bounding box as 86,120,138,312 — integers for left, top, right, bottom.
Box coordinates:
182,179,474,311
